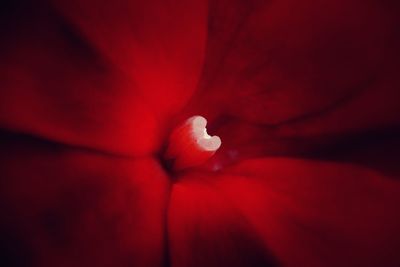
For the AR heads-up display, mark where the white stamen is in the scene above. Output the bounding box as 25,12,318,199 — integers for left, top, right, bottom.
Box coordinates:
189,115,221,152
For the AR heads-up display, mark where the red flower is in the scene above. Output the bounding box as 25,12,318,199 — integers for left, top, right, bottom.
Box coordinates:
1,0,400,266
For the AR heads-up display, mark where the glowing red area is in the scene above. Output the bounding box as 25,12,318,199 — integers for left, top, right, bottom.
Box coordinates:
169,159,400,267
0,0,207,156
1,0,400,267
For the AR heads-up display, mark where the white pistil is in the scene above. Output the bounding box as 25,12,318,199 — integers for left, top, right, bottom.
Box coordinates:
166,115,222,170
191,116,221,152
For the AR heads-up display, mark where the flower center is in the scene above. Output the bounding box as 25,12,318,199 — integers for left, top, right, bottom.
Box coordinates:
165,115,221,171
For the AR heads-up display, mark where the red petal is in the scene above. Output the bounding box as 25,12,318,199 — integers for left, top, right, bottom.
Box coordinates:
49,0,207,114
184,0,400,138
169,158,400,267
168,173,277,267
0,0,207,154
0,133,169,267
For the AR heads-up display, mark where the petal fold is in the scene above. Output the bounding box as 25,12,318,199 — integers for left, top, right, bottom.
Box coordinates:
217,158,400,267
0,0,207,155
0,132,169,267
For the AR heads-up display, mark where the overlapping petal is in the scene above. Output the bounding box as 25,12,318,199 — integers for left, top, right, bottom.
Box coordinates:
181,0,400,155
170,158,400,267
0,132,169,267
1,0,400,267
0,0,207,155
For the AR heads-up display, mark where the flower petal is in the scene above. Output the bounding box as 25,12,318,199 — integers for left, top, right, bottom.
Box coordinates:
185,0,400,138
0,0,207,155
169,158,400,267
168,173,277,267
49,0,207,114
0,131,169,267
220,158,400,267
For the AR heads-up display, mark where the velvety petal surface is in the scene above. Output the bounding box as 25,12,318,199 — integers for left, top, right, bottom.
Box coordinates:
168,173,277,267
0,132,169,267
169,158,400,267
0,0,207,155
180,0,400,151
1,1,400,267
